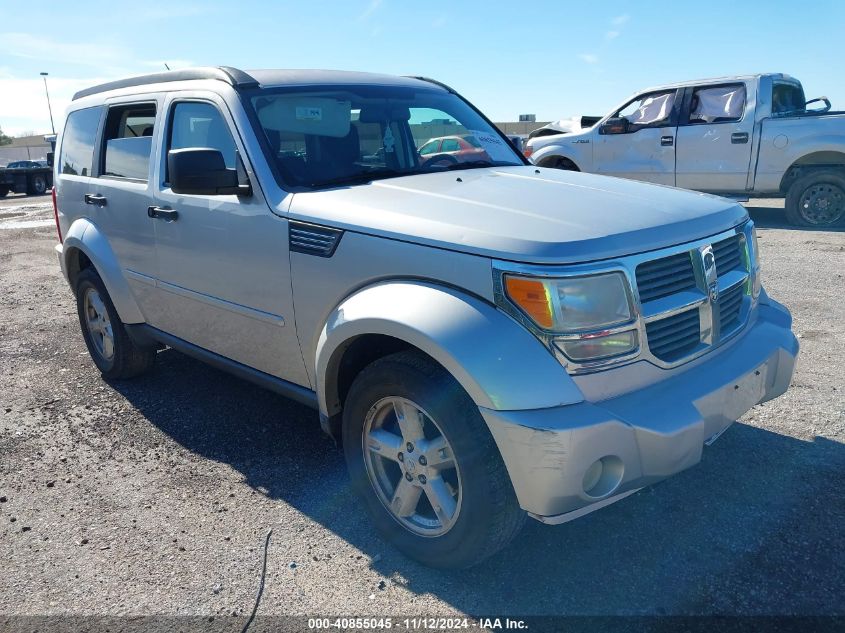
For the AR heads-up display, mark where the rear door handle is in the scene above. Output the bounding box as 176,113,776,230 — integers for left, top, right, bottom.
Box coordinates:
84,193,107,207
731,132,749,144
660,136,674,146
147,206,179,222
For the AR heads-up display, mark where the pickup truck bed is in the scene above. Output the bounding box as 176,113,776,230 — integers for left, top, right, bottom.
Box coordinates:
0,165,53,197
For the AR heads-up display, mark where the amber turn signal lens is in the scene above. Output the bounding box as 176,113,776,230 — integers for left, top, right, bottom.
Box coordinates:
505,276,553,329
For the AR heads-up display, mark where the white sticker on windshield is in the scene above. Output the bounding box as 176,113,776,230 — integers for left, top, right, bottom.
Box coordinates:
469,130,513,162
296,106,322,121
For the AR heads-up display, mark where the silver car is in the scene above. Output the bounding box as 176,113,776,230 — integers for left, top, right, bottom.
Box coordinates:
53,67,798,568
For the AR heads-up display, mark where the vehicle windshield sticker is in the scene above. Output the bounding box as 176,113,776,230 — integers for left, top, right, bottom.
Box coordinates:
383,127,395,153
295,106,322,121
469,130,513,162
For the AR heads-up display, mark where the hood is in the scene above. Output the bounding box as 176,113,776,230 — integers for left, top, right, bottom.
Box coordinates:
288,166,748,265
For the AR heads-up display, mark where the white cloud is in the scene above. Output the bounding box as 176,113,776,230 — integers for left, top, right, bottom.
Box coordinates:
0,33,130,73
358,0,383,20
0,75,112,135
578,53,599,64
605,30,620,40
612,14,630,26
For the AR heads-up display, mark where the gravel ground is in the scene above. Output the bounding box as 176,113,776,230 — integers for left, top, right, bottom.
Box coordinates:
1,196,843,622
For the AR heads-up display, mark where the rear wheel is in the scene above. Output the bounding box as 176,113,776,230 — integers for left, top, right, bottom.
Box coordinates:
0,186,8,198
342,351,525,569
75,268,156,379
785,170,845,227
28,174,48,195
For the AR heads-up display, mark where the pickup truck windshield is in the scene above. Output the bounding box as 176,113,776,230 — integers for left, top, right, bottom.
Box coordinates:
247,85,524,189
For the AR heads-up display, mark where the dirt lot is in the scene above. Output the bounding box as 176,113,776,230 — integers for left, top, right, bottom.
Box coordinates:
1,195,843,623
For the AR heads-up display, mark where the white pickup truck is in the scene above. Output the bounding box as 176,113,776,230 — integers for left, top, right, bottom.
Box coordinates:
525,73,845,227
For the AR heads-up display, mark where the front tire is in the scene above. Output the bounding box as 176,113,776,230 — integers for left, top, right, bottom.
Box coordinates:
75,268,156,379
342,351,525,569
785,170,845,227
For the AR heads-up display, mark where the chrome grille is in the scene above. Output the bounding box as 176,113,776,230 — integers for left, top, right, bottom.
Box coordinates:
645,308,701,362
717,283,744,332
635,252,696,303
713,234,743,274
636,226,754,368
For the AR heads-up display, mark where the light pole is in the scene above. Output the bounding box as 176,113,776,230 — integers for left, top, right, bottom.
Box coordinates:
40,72,55,135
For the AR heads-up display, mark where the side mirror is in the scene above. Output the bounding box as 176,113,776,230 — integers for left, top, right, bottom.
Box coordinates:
168,148,251,196
599,117,630,135
46,152,54,168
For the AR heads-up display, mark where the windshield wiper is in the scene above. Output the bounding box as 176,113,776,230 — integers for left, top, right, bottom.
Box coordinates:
311,168,407,188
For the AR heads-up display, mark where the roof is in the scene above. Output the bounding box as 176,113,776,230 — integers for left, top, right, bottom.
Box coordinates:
72,66,445,101
640,73,795,93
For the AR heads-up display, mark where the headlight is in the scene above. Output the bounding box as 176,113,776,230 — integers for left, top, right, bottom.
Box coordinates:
504,271,638,362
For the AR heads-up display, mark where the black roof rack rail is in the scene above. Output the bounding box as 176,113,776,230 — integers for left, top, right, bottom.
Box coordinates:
405,76,456,93
72,66,260,101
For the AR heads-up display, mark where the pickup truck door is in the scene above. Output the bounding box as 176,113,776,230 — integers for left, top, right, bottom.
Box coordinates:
675,82,754,193
146,94,309,387
593,89,680,186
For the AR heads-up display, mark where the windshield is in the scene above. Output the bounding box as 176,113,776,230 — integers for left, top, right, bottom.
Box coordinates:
247,85,524,189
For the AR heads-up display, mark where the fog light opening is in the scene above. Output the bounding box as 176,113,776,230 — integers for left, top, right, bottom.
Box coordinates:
582,456,624,499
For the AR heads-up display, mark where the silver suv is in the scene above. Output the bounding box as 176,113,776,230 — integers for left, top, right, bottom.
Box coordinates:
53,67,798,568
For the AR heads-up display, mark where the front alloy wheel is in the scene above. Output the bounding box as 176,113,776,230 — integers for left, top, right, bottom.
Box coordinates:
343,350,525,569
363,396,462,536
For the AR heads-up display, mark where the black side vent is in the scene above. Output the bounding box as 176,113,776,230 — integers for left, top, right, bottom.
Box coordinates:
289,221,343,257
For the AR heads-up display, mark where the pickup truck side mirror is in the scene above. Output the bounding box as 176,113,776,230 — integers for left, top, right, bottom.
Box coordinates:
599,117,630,135
168,148,251,196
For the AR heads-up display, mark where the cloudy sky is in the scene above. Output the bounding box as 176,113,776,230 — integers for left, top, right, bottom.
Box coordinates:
1,0,843,136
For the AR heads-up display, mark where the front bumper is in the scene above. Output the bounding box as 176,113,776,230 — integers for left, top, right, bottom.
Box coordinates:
480,295,798,522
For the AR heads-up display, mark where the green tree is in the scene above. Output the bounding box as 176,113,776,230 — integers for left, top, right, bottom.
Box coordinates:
0,125,12,146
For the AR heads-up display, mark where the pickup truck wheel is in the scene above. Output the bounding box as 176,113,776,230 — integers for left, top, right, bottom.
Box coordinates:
786,170,845,227
343,350,525,569
543,156,579,171
28,174,48,195
0,186,8,198
75,269,156,379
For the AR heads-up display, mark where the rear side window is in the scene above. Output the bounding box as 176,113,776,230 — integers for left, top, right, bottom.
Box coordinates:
772,82,806,115
688,84,746,124
102,104,156,181
60,107,102,176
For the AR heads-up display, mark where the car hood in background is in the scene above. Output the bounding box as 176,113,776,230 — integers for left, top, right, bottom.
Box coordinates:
287,166,748,265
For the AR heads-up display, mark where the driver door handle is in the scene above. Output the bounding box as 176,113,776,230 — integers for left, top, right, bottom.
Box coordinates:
731,132,749,144
147,206,179,222
84,193,107,207
660,136,674,147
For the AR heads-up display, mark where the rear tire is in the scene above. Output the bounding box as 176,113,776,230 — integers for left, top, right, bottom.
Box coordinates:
0,186,9,198
342,350,525,569
785,170,845,227
75,268,156,380
28,174,48,196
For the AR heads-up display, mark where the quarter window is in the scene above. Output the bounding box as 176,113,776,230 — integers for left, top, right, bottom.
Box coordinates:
60,107,102,176
102,104,156,181
688,84,746,124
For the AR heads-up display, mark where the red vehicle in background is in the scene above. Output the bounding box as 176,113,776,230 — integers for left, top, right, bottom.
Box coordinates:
418,134,491,166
